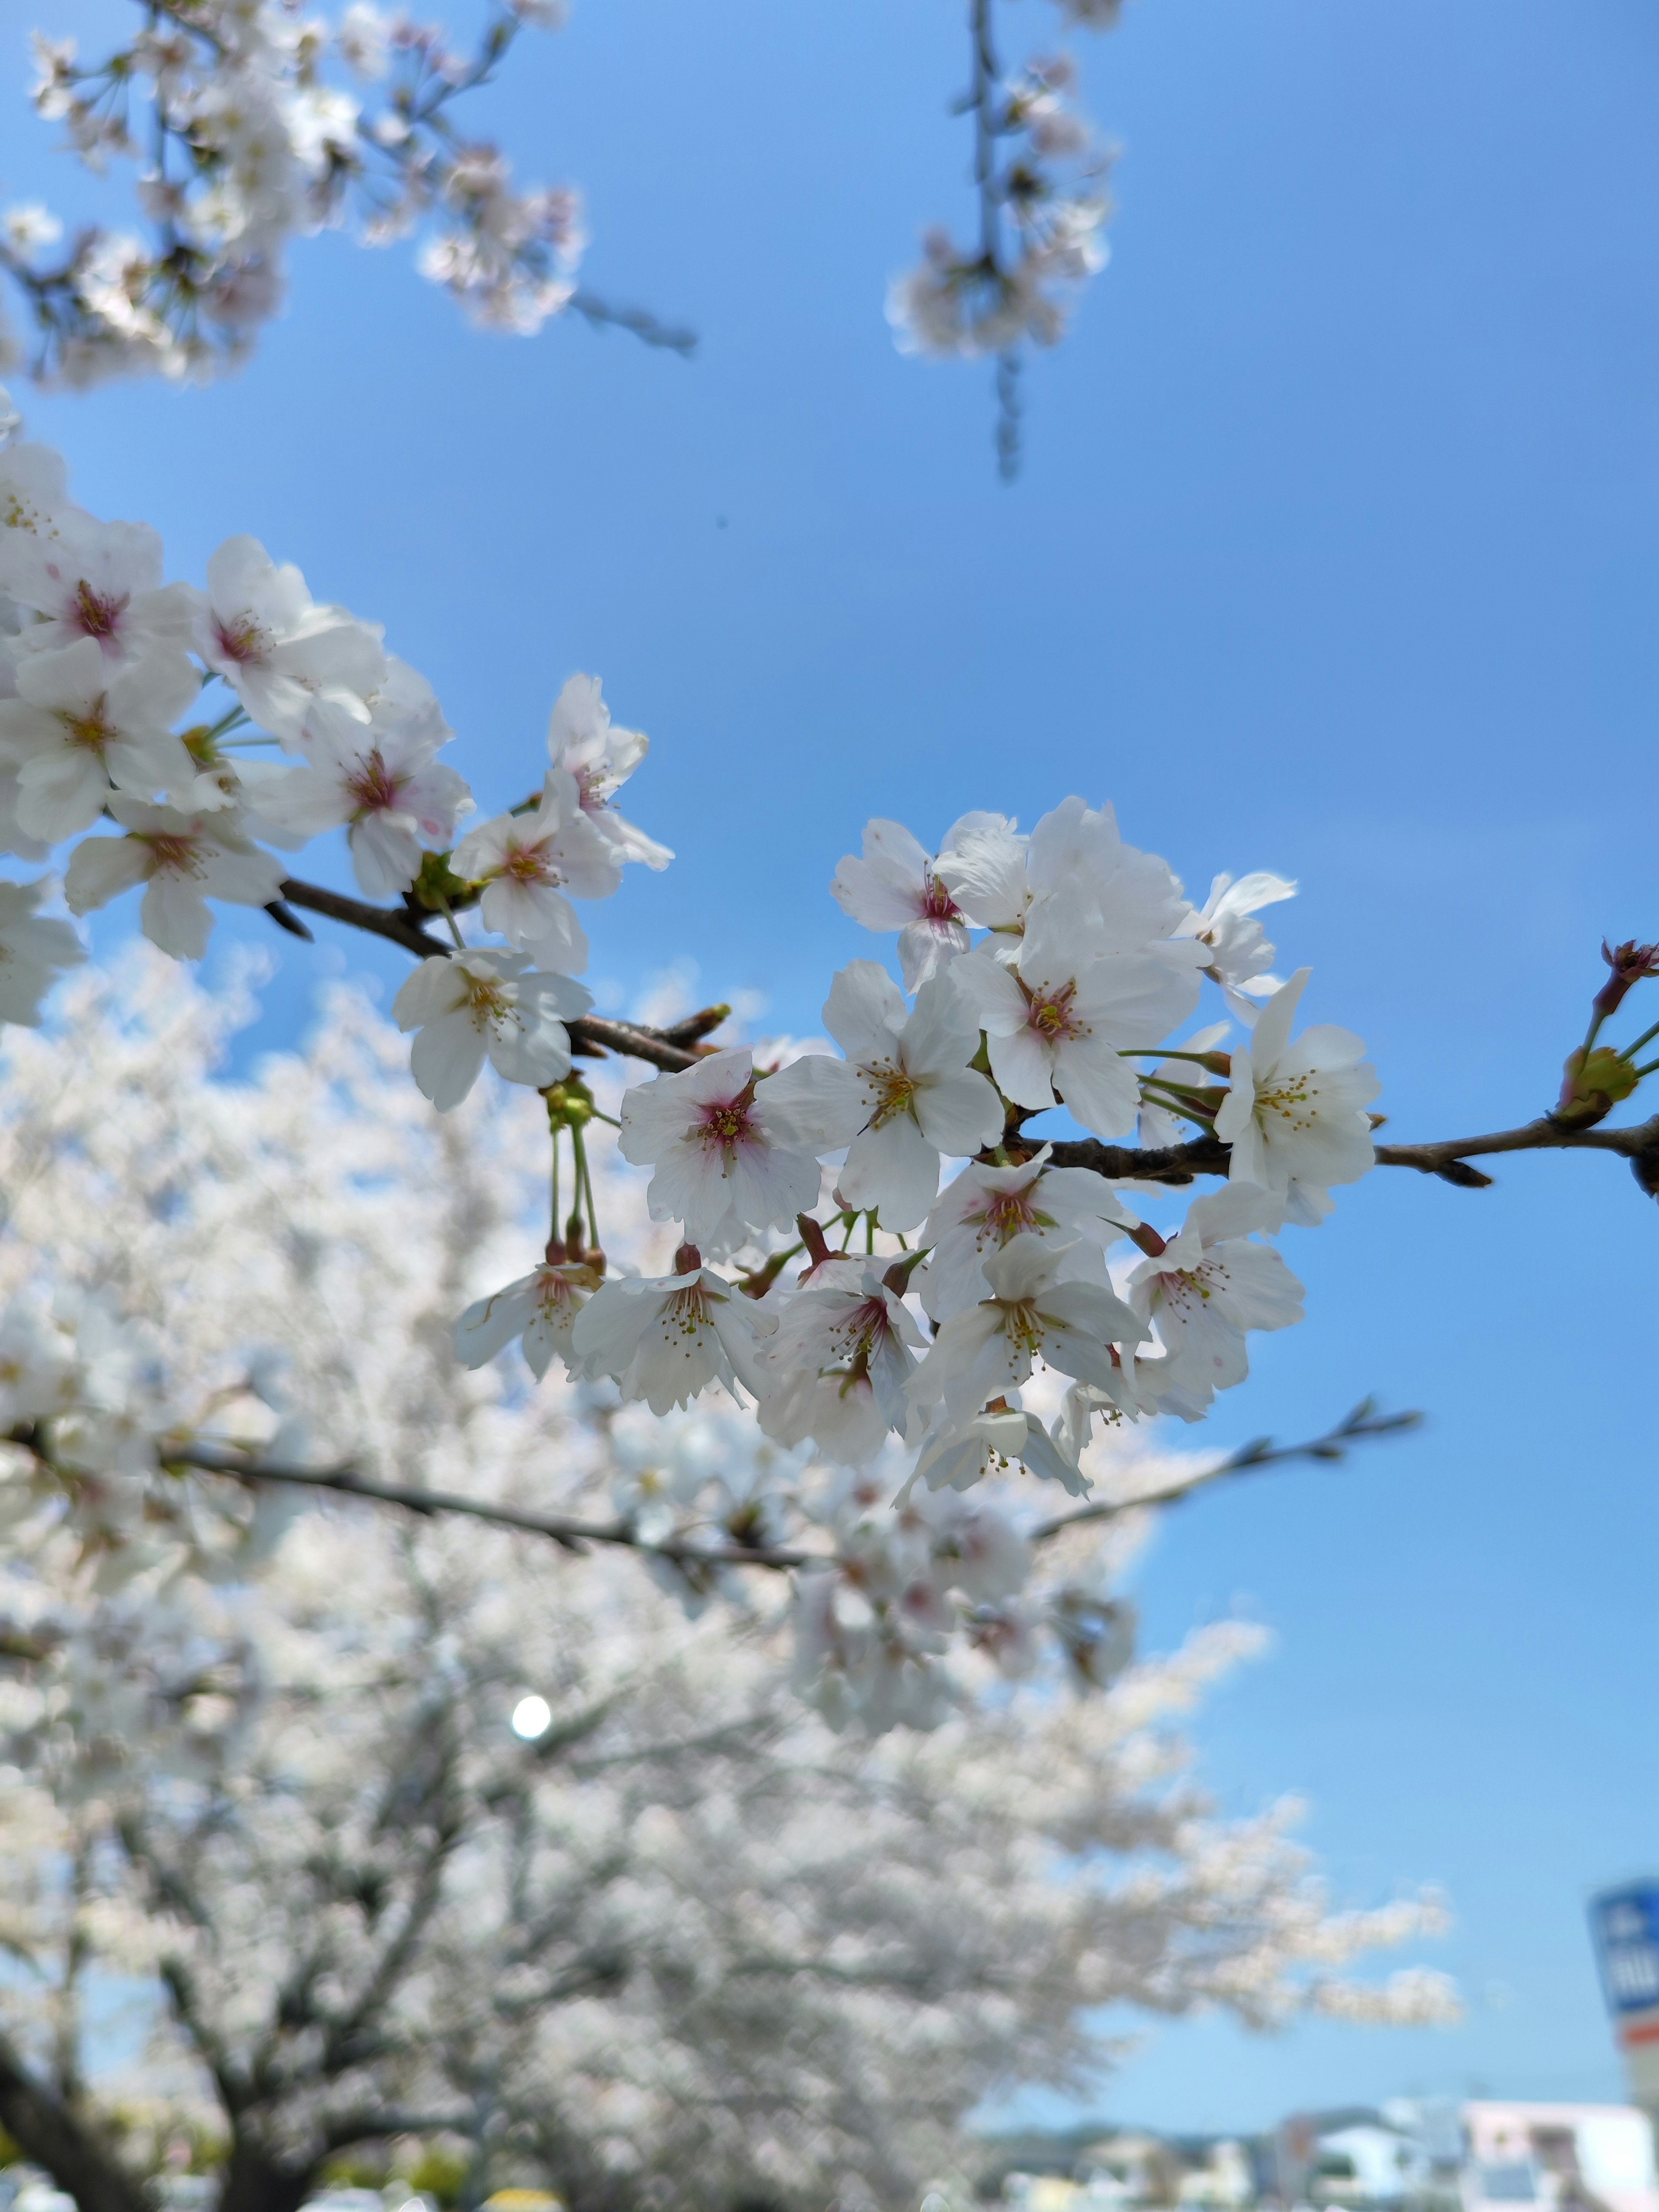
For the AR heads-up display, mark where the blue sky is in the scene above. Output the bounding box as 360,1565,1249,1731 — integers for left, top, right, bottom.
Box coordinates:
6,0,1659,2137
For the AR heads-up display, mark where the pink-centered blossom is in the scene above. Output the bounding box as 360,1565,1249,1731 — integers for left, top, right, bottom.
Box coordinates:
255,690,470,894
451,767,621,973
191,534,387,746
832,815,1011,991
547,674,672,871
0,512,192,665
618,1046,862,1254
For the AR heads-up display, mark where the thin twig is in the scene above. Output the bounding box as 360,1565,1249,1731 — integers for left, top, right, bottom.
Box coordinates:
1027,1400,1421,1542
161,1405,1417,1575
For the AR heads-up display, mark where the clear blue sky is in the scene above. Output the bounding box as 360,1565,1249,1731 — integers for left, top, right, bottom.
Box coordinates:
6,0,1659,2137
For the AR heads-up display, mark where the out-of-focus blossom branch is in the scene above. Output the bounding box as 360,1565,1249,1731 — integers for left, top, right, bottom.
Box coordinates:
889,0,1120,477
2,2,692,388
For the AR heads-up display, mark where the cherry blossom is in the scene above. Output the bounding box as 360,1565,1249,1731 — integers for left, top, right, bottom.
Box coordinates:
392,947,592,1110
0,638,198,840
255,689,471,894
758,1264,926,1464
917,1146,1138,1321
908,1231,1144,1432
454,1258,598,1379
821,962,1003,1230
571,1260,771,1413
452,767,622,971
547,673,673,870
831,815,1005,990
904,1398,1088,1499
618,1046,862,1252
1179,870,1297,1006
1128,1185,1305,1419
0,877,85,1024
190,534,387,745
0,512,192,664
953,887,1202,1137
1214,967,1381,1221
64,798,285,959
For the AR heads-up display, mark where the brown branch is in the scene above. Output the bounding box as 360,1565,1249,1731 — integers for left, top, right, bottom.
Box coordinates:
1374,1111,1659,1194
165,1443,819,1570
163,1406,1415,1578
1047,1113,1659,1196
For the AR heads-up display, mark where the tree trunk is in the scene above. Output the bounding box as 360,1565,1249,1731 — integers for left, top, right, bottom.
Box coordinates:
0,2036,150,2212
215,2142,322,2212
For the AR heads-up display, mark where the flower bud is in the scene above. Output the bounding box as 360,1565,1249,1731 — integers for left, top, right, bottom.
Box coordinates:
1553,1043,1641,1129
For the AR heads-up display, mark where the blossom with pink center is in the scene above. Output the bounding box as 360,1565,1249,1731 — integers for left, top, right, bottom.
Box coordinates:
253,688,471,893
1126,1183,1304,1419
831,813,1012,991
618,1045,864,1255
952,885,1204,1138
0,512,193,665
190,534,387,747
917,1144,1138,1322
756,1266,927,1465
64,797,286,960
546,673,672,871
451,767,621,973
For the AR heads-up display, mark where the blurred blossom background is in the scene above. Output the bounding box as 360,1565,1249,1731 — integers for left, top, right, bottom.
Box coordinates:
3,0,1657,2132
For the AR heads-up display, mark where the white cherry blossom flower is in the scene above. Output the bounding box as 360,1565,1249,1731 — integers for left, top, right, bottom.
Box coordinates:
821,962,1003,1230
907,1231,1144,1432
917,1144,1138,1321
930,814,1030,933
903,1399,1087,1499
255,692,470,894
1213,967,1379,1216
0,512,192,664
0,639,198,841
1127,1185,1305,1419
547,674,672,871
756,1265,926,1465
451,768,621,972
454,1260,595,1380
1025,796,1191,953
617,1046,862,1253
0,440,77,541
191,534,387,745
1178,871,1296,1003
0,877,85,1024
392,947,592,1111
570,1263,770,1414
952,887,1203,1138
64,799,286,960
831,814,1009,990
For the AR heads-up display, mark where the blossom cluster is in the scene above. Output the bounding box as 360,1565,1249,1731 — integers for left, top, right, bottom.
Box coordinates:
0,407,1386,1729
889,49,1116,365
5,0,588,386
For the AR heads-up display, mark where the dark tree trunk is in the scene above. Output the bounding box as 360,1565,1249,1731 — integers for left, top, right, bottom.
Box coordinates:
215,2142,322,2212
0,2038,150,2212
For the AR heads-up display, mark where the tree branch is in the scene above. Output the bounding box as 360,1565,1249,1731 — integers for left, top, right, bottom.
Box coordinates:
1026,1400,1422,1542
162,1407,1416,1577
1373,1111,1659,1194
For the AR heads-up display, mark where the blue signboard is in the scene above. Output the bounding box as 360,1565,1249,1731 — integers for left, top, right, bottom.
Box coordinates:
1590,1883,1659,2016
